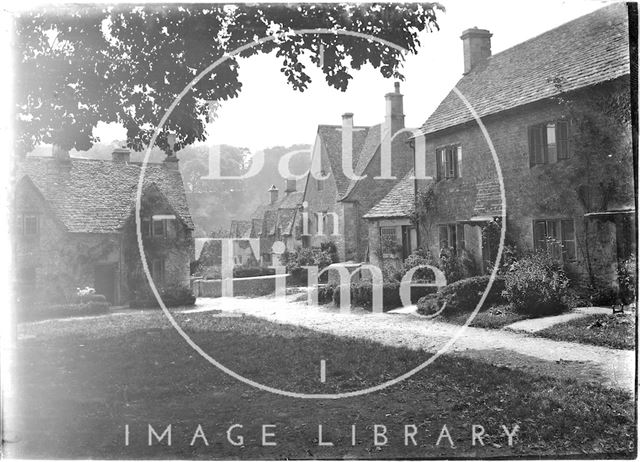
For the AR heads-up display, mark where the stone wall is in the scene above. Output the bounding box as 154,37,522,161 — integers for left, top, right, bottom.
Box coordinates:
415,90,632,289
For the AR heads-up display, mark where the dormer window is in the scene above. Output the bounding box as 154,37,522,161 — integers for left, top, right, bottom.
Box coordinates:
142,215,175,237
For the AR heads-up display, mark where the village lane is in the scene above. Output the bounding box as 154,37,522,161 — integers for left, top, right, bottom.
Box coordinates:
182,295,636,394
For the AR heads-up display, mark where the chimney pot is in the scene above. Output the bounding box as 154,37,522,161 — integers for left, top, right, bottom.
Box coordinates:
461,28,492,74
112,147,131,163
385,81,405,135
284,179,296,193
268,184,279,204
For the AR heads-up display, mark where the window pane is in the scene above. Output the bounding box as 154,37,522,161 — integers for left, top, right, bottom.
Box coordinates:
534,220,547,250
153,219,165,236
456,146,462,178
24,215,38,235
449,224,457,251
557,121,569,159
456,224,465,252
561,219,576,261
547,123,557,163
439,225,448,249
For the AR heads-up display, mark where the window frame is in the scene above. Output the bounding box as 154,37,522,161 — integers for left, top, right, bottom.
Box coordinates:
438,223,465,255
380,226,399,257
532,218,577,263
18,213,40,236
436,144,462,181
528,119,571,167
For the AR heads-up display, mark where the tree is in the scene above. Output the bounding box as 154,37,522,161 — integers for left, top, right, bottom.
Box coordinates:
15,4,442,155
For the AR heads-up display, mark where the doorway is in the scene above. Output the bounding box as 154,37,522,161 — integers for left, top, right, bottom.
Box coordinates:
94,264,117,304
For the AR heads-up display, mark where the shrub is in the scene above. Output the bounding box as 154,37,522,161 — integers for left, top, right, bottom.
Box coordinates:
618,254,636,305
233,266,275,278
281,244,338,285
23,300,110,321
402,248,438,283
316,284,336,305
333,281,403,311
502,251,574,316
131,283,196,308
417,275,506,316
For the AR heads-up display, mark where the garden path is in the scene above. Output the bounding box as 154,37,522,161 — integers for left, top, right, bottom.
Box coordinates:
504,307,614,333
185,296,636,394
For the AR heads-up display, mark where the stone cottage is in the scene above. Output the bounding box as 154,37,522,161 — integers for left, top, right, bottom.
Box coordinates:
14,147,195,305
249,180,304,265
364,170,418,270
411,3,635,288
302,82,414,262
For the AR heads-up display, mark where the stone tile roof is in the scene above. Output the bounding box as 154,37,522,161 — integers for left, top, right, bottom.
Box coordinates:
364,170,415,219
250,190,303,237
317,124,371,196
16,156,194,233
472,179,502,217
229,220,252,238
341,124,383,200
415,4,630,137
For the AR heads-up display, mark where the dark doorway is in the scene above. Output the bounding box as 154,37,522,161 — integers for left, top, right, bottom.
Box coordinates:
94,264,117,304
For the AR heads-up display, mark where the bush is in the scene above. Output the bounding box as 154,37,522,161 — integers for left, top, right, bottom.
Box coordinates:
131,283,196,308
402,248,438,283
502,251,574,316
233,266,275,278
281,244,338,285
23,301,110,321
316,285,335,305
330,281,429,311
618,254,636,305
417,275,506,316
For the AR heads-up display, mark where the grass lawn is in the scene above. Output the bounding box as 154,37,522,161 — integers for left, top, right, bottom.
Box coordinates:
534,313,637,350
439,305,529,330
6,309,636,459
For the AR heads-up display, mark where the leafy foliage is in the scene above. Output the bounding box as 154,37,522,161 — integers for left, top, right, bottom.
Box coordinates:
281,243,338,284
502,251,575,316
417,275,506,316
16,4,441,154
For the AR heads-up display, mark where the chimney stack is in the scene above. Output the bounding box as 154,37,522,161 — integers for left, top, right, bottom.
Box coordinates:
461,27,492,74
112,147,130,163
384,81,405,135
268,184,279,205
341,112,354,169
52,144,70,162
284,178,296,193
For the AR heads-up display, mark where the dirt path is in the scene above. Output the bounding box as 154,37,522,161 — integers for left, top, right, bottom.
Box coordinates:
184,296,636,394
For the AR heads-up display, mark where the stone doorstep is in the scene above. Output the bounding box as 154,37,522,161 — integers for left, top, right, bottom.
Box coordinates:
503,306,619,333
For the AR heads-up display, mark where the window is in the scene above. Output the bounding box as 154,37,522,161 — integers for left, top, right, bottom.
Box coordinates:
438,223,465,254
533,219,576,262
143,217,173,237
529,120,570,166
380,227,399,256
150,259,165,283
18,214,40,236
436,145,462,180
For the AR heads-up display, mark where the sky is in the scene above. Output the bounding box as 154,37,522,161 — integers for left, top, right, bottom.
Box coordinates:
96,0,615,152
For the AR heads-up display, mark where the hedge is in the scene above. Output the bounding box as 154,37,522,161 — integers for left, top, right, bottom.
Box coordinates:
22,301,111,321
417,275,506,316
193,274,288,298
131,284,196,308
331,281,436,312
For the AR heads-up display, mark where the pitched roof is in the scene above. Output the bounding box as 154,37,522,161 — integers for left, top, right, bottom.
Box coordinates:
317,124,371,196
415,4,630,137
229,220,252,238
340,124,383,199
364,170,415,219
16,156,194,233
250,190,304,237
